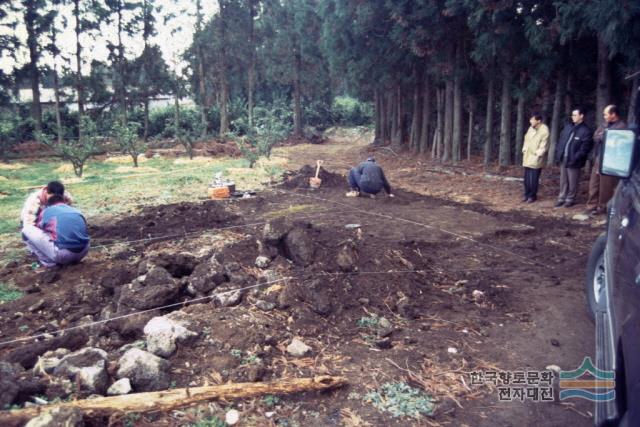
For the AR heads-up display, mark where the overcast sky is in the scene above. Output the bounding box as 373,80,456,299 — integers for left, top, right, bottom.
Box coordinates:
0,0,217,77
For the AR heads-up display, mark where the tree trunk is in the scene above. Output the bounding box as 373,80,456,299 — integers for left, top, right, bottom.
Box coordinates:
117,3,127,126
596,34,611,121
467,97,476,161
419,74,431,154
143,98,150,141
628,75,639,125
442,79,454,163
452,42,463,163
498,66,513,166
198,50,207,137
373,89,382,144
293,42,302,137
409,79,422,152
433,87,444,160
548,70,566,166
25,2,42,134
247,0,256,129
515,93,525,166
484,76,495,167
74,0,84,138
0,376,346,426
174,83,181,144
218,0,229,136
52,28,63,145
565,71,573,117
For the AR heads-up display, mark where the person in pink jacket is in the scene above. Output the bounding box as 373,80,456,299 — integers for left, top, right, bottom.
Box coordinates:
20,181,73,227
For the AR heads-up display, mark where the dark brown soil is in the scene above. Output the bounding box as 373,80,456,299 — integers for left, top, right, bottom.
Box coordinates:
0,166,598,426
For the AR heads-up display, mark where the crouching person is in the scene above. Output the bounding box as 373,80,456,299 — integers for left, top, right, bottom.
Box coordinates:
346,157,394,198
22,194,90,268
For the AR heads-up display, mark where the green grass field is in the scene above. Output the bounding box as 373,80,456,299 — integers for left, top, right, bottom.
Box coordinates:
0,154,286,248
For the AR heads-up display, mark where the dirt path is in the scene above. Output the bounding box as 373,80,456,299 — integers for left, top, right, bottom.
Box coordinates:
0,130,601,426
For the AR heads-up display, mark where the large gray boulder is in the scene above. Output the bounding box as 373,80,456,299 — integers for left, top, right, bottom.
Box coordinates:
53,348,109,395
143,312,199,358
117,348,170,392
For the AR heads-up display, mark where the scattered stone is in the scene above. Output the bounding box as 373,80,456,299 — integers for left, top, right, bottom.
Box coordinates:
377,327,394,339
396,297,417,319
255,300,276,311
545,364,561,373
107,378,132,396
378,317,392,329
24,407,84,427
28,299,46,312
303,279,332,316
472,290,485,301
374,337,392,349
144,313,199,358
213,288,243,307
53,348,109,394
447,347,458,354
287,338,311,357
38,268,60,284
550,339,560,347
225,409,240,425
33,349,70,376
117,348,170,392
572,213,590,222
117,340,146,353
246,364,266,382
336,243,358,272
358,298,369,305
99,266,136,290
255,256,271,269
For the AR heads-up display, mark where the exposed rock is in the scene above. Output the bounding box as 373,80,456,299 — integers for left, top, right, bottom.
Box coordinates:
6,330,89,369
117,348,170,392
336,243,358,272
99,266,136,290
33,349,71,376
25,407,84,427
0,361,23,408
263,218,292,245
188,256,228,294
572,213,590,222
283,226,315,266
286,338,311,357
143,312,199,358
255,256,271,269
53,348,109,394
374,337,393,349
107,378,132,396
118,266,181,311
225,409,240,426
378,317,392,329
303,279,332,316
255,300,276,311
397,296,417,319
149,252,198,278
213,287,244,307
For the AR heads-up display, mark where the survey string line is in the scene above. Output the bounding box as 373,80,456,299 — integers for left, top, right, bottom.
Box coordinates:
0,268,429,348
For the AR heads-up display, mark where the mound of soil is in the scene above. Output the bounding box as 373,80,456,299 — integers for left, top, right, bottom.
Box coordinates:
282,165,346,189
90,200,239,243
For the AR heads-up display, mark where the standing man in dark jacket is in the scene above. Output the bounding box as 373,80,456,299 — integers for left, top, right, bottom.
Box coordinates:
586,105,627,214
554,108,593,208
346,157,394,198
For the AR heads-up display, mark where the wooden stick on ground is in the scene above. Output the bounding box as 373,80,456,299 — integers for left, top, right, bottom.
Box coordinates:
0,375,347,425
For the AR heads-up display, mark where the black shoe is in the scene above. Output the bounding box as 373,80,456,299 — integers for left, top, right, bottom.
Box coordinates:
526,198,536,203
522,197,529,203
563,201,574,208
554,200,565,208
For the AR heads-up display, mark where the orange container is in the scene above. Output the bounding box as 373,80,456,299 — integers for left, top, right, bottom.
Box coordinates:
208,186,230,199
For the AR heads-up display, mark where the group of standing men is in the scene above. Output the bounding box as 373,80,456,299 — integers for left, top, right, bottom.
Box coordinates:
521,104,626,214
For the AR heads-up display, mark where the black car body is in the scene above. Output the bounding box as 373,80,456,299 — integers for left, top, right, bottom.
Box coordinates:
586,127,640,427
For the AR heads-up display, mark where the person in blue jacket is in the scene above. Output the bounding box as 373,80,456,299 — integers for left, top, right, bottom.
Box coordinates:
346,157,394,198
22,194,90,268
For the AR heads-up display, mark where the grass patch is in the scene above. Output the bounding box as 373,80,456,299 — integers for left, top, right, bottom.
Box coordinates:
0,155,281,237
0,282,23,303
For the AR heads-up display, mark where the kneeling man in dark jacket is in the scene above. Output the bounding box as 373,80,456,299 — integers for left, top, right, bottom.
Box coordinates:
554,108,593,208
346,157,394,198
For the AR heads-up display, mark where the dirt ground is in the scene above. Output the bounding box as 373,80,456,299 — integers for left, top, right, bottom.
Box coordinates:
0,130,604,426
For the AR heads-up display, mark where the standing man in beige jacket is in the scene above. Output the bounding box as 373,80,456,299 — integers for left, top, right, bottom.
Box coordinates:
521,113,550,203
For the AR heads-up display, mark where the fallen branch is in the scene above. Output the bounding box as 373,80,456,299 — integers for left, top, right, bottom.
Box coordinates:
0,375,346,425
